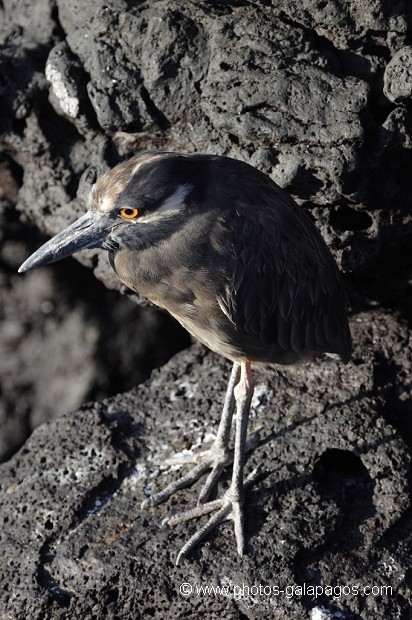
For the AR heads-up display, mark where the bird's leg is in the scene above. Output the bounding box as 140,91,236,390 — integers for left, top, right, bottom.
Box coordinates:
164,361,256,564
230,360,254,555
197,362,239,503
142,362,249,508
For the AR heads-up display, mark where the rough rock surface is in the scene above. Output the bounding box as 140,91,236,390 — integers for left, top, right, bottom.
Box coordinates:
1,312,412,619
1,0,412,618
2,0,412,281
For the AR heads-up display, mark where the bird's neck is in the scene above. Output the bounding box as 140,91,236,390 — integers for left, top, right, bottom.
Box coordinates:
110,210,216,302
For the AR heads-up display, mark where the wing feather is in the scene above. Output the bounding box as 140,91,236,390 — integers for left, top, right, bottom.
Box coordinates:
214,180,351,362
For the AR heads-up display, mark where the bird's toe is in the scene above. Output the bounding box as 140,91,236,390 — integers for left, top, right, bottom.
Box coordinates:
166,467,261,564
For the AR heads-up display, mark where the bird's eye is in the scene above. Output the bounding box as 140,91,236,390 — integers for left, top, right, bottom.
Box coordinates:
119,207,139,219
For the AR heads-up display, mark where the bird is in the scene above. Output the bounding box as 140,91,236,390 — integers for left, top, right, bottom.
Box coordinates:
19,151,351,564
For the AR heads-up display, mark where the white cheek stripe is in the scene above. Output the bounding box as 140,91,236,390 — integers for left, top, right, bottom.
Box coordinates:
138,183,192,224
158,183,192,213
138,212,179,224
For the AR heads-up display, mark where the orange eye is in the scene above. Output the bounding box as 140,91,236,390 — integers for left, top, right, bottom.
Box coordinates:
119,207,139,219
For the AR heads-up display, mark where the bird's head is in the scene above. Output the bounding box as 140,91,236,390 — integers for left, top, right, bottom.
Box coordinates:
18,151,205,273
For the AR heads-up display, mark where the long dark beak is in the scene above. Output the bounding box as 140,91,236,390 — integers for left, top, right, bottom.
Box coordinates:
18,211,110,273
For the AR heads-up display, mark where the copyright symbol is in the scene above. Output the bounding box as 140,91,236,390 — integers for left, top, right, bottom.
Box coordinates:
180,582,192,597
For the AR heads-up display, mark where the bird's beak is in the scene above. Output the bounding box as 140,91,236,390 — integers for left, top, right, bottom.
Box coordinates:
18,211,110,273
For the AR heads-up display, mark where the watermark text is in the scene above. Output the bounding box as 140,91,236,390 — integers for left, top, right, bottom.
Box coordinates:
179,581,393,600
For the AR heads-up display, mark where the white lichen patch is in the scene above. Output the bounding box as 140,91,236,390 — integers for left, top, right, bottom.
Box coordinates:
169,378,199,401
251,382,269,415
310,607,347,620
45,61,80,118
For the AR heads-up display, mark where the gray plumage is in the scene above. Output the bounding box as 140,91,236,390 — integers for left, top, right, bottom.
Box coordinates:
102,153,350,365
19,151,351,563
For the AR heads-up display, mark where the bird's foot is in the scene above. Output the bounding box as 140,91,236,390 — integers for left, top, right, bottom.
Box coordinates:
162,467,261,565
141,430,260,509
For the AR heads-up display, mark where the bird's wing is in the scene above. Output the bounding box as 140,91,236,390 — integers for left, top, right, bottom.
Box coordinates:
213,187,351,362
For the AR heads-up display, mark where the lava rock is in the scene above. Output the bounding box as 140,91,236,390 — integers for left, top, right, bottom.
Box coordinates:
1,1,412,616
383,46,412,104
0,311,411,618
2,0,412,284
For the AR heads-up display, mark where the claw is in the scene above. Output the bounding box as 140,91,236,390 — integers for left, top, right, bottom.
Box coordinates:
166,467,261,565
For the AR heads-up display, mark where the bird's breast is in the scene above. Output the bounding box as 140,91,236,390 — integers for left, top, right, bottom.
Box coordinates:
109,245,248,361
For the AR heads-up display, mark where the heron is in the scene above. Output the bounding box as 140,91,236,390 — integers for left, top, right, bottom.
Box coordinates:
19,151,351,564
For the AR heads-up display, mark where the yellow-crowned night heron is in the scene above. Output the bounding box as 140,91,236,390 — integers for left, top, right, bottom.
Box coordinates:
19,151,351,564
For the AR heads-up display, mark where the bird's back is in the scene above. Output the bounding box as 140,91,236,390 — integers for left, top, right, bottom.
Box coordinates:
193,155,352,364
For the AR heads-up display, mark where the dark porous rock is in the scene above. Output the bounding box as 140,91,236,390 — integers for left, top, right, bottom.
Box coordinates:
1,0,412,285
1,311,412,619
2,1,412,617
383,46,412,104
